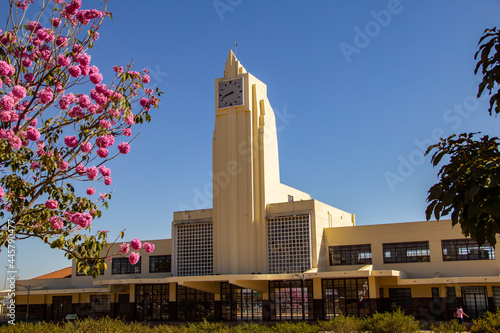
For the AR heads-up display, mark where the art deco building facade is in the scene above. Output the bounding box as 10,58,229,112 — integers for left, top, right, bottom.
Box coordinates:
10,52,500,322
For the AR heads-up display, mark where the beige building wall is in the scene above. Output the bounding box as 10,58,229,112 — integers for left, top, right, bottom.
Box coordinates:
324,220,500,278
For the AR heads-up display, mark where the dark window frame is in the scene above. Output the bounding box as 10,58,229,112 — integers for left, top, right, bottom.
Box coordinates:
388,288,412,312
90,294,111,313
149,255,172,273
441,239,495,261
383,241,430,263
112,257,141,274
329,244,372,266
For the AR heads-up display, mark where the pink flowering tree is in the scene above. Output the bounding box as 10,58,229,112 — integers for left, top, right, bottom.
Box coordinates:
0,0,161,277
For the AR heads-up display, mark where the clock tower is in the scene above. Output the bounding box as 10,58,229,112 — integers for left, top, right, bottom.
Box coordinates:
212,51,283,274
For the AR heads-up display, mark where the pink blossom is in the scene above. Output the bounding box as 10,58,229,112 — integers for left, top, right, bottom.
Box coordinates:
0,111,11,122
0,186,4,199
50,216,64,230
119,243,129,254
98,165,111,176
72,212,92,228
51,18,61,27
78,94,91,108
68,105,84,118
86,187,96,195
26,127,40,141
104,176,112,185
143,242,155,253
59,93,76,109
9,136,21,150
24,73,35,83
58,160,68,171
118,142,130,154
45,199,58,210
131,238,142,250
129,252,140,265
86,166,98,180
27,21,41,33
89,72,103,84
76,53,91,66
12,85,26,99
55,36,68,47
140,98,149,107
68,65,81,77
113,66,123,73
80,142,92,153
99,193,108,201
64,135,78,148
0,95,15,111
22,58,32,68
142,74,150,84
79,65,90,76
122,128,132,137
57,55,70,67
99,119,111,129
38,87,53,104
97,148,108,158
96,134,114,148
76,163,86,175
0,61,15,76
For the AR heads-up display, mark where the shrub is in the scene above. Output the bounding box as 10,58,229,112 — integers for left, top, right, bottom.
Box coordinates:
470,309,500,333
271,321,320,333
230,322,270,333
184,319,231,333
430,319,467,333
362,309,421,333
317,313,364,333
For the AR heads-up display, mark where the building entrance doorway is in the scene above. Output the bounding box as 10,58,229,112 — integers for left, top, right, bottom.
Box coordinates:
52,296,72,320
462,286,488,318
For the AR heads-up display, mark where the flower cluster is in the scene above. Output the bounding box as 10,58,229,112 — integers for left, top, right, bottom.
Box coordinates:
117,238,155,265
0,0,161,272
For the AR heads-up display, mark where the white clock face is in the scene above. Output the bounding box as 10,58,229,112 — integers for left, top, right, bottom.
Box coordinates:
218,78,244,108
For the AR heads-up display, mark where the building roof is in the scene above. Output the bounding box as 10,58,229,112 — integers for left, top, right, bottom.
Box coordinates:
31,267,71,280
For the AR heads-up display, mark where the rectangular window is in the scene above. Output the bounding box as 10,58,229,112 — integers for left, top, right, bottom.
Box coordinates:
149,255,172,273
112,257,141,274
446,287,457,308
388,288,412,312
117,294,130,312
90,295,111,313
432,287,439,300
383,241,430,263
493,287,500,308
442,239,495,261
329,244,372,265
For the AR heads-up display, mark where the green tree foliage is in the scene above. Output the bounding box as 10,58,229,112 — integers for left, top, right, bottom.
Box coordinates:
426,28,500,246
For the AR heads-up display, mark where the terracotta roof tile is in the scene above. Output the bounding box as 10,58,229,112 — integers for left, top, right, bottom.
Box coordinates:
31,267,72,280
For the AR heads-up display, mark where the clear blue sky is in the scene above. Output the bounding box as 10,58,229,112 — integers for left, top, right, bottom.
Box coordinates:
1,0,498,280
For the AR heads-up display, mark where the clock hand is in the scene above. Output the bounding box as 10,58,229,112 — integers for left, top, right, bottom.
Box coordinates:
222,91,234,98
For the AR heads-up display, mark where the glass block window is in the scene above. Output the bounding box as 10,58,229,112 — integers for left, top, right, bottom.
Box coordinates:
442,239,495,261
176,222,213,276
150,255,172,273
112,257,141,274
383,241,430,263
323,278,370,318
267,215,311,274
90,295,111,313
388,288,412,312
329,244,372,265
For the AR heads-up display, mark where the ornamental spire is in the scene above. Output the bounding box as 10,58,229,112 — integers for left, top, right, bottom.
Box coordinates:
224,49,246,78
